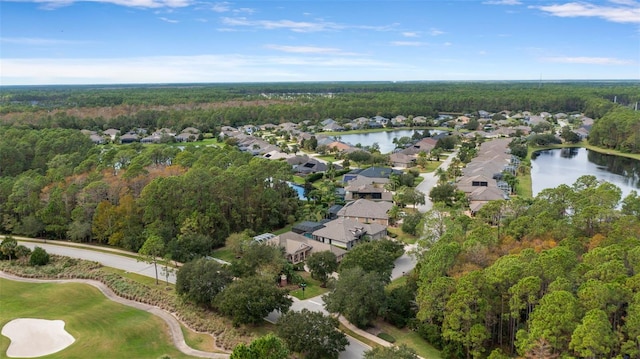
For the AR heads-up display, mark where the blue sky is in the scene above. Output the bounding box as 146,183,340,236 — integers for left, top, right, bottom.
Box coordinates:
1,0,639,85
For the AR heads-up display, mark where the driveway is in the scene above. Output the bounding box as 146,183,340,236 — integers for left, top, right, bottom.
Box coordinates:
416,149,458,213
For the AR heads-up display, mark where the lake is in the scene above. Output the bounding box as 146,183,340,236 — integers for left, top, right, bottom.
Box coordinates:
337,129,446,154
530,147,640,200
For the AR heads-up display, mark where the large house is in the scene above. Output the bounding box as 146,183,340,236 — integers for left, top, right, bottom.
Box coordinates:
344,176,393,201
311,218,387,250
267,231,347,264
336,198,393,226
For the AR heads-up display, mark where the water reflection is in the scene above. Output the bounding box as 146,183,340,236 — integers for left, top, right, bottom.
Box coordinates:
337,129,446,154
531,147,640,199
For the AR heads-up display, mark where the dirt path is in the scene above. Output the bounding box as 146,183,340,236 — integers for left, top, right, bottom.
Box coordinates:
0,272,230,359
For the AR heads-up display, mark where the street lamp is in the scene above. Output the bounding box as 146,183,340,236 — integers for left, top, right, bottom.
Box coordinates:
300,282,307,298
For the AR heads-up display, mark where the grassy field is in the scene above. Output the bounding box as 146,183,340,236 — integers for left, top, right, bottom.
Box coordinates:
180,324,218,352
373,320,442,359
288,271,328,300
387,226,418,245
0,278,200,359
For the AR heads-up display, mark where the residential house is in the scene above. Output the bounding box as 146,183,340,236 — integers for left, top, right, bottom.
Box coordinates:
406,137,437,154
478,110,491,118
391,115,407,127
240,125,258,135
351,166,402,180
287,155,328,175
181,127,200,134
89,134,105,144
312,218,387,250
263,150,295,161
268,231,347,264
327,141,353,153
573,127,589,140
103,128,120,141
337,199,393,226
141,134,162,143
120,132,139,144
412,116,428,125
344,175,393,201
323,122,345,132
175,132,196,142
389,152,415,168
372,116,390,127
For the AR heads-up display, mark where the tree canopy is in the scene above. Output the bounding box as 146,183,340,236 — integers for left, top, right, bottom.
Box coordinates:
276,308,348,359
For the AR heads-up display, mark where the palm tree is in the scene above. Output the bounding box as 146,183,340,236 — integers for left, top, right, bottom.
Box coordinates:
430,147,443,161
435,167,448,184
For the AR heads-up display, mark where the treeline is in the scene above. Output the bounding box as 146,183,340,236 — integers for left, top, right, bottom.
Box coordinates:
2,82,638,131
588,106,640,153
0,128,299,259
415,176,640,358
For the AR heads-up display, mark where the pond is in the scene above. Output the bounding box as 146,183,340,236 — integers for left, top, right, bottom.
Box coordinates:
337,129,446,154
530,147,640,200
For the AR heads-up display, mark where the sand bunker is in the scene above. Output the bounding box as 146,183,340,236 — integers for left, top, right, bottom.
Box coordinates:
2,318,75,358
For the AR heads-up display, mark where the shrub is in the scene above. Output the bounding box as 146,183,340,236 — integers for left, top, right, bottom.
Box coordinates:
377,332,396,343
29,246,50,266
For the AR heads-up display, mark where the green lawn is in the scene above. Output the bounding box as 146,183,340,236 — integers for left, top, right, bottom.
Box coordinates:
315,155,339,162
211,247,236,262
180,324,218,353
289,272,328,300
420,161,442,173
0,278,200,359
387,226,418,245
374,320,442,359
386,275,409,291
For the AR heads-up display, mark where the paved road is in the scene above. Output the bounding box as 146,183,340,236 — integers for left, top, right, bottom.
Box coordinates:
18,240,177,283
416,149,458,213
391,243,418,280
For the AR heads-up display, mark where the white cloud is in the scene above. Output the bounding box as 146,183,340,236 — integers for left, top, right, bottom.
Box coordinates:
8,0,192,9
234,7,254,14
402,32,419,37
428,29,445,36
0,37,91,45
221,17,343,32
210,1,230,12
264,44,356,55
390,41,428,47
221,16,396,33
541,56,635,65
533,1,640,24
0,54,400,85
158,16,178,23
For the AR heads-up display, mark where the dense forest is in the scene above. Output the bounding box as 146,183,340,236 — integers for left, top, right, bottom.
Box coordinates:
2,82,638,133
0,130,299,260
415,178,640,358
